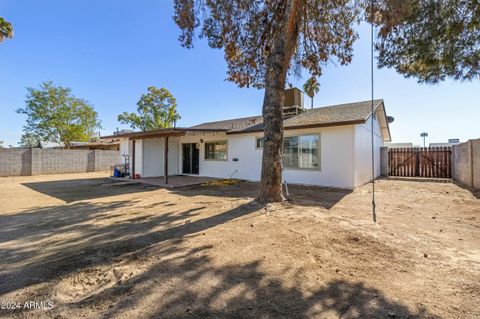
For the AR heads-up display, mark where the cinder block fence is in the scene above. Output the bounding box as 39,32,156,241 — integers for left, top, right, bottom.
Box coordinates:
0,148,119,177
452,139,480,189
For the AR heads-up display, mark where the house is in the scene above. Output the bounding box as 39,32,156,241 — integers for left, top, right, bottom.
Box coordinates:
104,88,392,189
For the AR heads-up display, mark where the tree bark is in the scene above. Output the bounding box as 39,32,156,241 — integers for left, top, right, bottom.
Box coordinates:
257,0,302,202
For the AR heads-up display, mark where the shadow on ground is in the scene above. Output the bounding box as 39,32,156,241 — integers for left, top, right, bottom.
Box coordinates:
12,244,429,319
0,199,261,296
1,179,432,318
174,181,352,209
100,249,429,318
453,180,480,199
21,178,158,202
20,178,351,209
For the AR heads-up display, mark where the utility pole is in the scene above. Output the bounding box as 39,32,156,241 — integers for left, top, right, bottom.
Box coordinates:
420,132,428,147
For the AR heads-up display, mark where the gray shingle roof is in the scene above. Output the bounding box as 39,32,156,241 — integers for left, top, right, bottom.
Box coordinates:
103,99,390,141
189,115,263,131
190,99,384,134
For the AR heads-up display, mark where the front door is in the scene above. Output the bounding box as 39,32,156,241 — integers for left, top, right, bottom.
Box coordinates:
182,143,199,174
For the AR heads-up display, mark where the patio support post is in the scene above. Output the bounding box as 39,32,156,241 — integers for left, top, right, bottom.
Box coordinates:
132,139,136,179
164,136,169,184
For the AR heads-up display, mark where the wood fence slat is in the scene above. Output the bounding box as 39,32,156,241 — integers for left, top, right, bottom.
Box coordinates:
387,147,452,179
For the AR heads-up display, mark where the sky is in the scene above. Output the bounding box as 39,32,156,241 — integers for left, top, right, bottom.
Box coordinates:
1,0,479,147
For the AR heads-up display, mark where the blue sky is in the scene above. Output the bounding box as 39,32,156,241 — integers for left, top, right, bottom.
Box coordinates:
1,0,479,147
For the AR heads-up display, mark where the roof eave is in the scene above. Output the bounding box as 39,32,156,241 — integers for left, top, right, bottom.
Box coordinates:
226,119,365,135
364,100,392,142
101,127,229,140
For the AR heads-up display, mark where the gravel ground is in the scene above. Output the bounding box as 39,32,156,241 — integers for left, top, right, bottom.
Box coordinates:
0,172,479,318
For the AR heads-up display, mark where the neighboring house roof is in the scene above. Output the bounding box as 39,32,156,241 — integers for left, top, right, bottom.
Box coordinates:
385,142,414,148
104,99,392,141
429,143,455,147
70,139,120,150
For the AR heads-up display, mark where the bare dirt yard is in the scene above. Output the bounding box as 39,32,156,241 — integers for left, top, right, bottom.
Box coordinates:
0,172,479,319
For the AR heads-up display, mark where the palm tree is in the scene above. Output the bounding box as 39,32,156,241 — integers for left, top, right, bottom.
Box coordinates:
0,17,14,42
303,77,320,109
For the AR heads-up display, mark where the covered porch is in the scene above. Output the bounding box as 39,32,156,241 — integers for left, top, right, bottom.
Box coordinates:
105,127,227,185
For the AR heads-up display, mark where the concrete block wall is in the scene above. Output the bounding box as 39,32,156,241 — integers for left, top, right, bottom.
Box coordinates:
452,139,480,189
380,146,388,176
0,149,32,176
0,148,119,177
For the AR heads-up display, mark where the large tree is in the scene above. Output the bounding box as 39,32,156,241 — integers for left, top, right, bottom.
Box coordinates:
174,0,358,201
173,0,479,202
0,17,14,42
17,81,101,148
118,86,181,131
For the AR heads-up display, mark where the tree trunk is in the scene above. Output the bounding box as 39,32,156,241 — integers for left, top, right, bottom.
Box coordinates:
257,0,302,202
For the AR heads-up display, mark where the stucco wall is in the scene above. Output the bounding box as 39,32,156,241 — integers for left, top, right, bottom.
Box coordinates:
354,114,383,187
452,139,480,189
125,121,389,189
138,137,178,178
171,126,356,188
474,140,480,189
134,140,143,176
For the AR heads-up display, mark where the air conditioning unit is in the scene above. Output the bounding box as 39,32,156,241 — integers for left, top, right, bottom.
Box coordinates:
283,88,305,116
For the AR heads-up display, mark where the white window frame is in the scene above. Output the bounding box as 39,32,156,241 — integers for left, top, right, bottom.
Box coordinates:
255,136,265,149
283,134,321,170
204,140,228,161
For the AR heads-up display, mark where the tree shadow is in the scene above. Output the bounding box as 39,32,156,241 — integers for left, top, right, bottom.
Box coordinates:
21,178,158,202
21,177,351,209
1,178,432,318
173,181,352,209
51,245,430,319
0,200,261,296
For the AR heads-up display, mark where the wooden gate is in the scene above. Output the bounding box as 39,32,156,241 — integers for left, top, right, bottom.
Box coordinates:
388,147,452,178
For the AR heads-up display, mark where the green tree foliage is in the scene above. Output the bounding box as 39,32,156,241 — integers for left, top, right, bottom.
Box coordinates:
16,81,101,148
371,0,480,83
118,86,181,131
19,132,42,148
303,77,320,109
0,17,14,42
173,0,479,201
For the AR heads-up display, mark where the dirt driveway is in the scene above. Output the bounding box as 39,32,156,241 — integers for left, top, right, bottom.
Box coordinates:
0,172,479,318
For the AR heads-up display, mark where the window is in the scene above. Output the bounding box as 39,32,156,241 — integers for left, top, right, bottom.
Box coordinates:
283,135,319,169
205,141,228,160
256,137,265,148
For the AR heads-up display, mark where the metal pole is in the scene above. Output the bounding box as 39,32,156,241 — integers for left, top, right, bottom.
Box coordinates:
370,0,376,223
